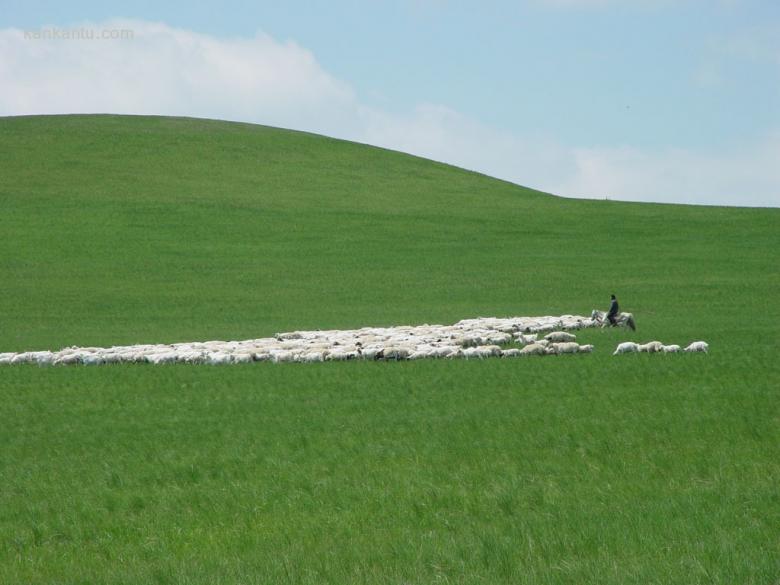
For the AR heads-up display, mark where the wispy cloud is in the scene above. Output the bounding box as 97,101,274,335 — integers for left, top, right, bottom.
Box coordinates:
0,19,777,207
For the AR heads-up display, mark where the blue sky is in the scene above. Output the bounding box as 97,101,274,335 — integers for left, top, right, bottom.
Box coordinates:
2,0,778,206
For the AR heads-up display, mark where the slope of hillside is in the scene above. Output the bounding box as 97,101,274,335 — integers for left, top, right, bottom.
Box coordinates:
0,115,778,584
0,114,774,353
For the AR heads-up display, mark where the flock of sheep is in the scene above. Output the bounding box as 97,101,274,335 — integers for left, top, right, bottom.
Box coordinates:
0,313,708,367
613,340,708,354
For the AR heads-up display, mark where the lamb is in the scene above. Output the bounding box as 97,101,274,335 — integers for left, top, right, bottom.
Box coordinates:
613,342,639,355
579,344,594,353
501,348,522,358
661,344,681,353
544,331,577,343
684,341,709,353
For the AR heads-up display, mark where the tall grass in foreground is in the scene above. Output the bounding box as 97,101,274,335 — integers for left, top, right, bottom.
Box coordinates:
2,354,777,584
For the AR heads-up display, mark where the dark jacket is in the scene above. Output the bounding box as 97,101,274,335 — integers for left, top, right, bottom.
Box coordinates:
608,298,619,317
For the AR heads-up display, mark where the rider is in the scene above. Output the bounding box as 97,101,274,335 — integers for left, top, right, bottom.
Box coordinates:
607,294,619,326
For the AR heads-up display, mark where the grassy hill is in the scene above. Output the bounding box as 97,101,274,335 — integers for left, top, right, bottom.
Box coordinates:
0,115,778,584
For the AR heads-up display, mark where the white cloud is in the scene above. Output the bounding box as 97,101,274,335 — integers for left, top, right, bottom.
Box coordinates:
554,137,780,207
0,19,777,207
0,20,358,138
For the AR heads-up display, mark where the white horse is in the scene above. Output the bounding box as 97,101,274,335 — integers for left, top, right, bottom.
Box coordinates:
591,309,637,331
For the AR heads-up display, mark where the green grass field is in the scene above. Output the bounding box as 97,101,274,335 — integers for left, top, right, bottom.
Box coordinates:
1,114,778,584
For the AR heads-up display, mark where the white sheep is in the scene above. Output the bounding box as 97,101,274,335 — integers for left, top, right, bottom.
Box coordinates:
1,313,607,367
613,342,639,355
661,344,681,353
382,347,410,361
579,344,594,353
82,354,104,366
53,353,82,366
519,343,547,356
544,331,577,343
206,352,232,365
501,348,522,358
514,333,537,345
638,341,664,353
684,341,709,353
462,347,482,359
550,342,581,354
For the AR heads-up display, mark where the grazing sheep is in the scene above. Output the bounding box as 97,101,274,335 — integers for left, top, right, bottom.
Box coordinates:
501,348,522,358
300,351,326,363
480,345,503,357
1,313,608,367
146,352,178,365
684,341,709,353
431,346,457,358
326,350,358,361
462,347,482,359
82,354,104,366
53,353,82,366
207,352,232,365
662,344,681,353
613,342,639,355
638,341,664,353
550,342,581,354
579,344,594,353
519,343,547,356
544,331,577,343
382,347,410,361
276,332,303,340
514,333,538,345
360,347,383,360
482,332,512,345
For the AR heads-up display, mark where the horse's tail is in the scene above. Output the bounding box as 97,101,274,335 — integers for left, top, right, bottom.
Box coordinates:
626,314,636,331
